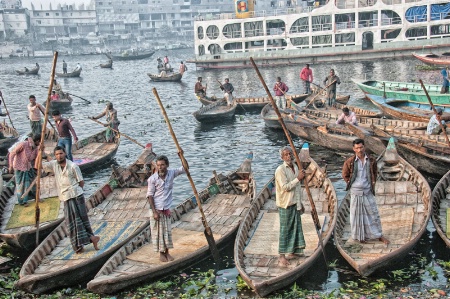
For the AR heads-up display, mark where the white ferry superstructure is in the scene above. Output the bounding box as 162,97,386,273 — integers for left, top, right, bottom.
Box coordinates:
190,0,450,69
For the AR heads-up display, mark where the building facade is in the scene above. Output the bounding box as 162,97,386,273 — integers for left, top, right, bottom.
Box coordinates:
1,8,29,38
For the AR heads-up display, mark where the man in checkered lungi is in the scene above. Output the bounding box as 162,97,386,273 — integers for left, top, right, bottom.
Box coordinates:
275,146,306,267
147,155,185,262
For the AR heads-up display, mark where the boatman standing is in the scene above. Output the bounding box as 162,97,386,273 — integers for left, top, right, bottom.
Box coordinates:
52,110,78,161
62,60,68,74
195,77,207,97
220,78,234,106
299,64,313,94
273,77,289,110
27,95,44,136
323,69,341,107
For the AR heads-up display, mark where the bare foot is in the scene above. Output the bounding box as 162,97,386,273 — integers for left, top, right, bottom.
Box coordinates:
359,240,367,244
278,255,290,267
379,236,390,245
159,252,168,262
286,253,304,259
90,235,100,250
166,252,174,261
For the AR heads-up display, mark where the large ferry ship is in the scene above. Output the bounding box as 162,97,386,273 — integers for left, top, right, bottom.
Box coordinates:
190,0,450,69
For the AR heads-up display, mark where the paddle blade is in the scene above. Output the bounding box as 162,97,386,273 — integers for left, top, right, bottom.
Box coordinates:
204,227,220,262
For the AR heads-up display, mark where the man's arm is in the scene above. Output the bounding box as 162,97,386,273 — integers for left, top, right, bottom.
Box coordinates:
335,113,344,124
350,113,357,125
67,120,78,141
275,166,303,192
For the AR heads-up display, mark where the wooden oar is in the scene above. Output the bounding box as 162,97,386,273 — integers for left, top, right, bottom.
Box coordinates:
152,87,220,262
89,117,144,148
35,51,58,247
37,105,57,133
419,79,450,148
250,57,328,267
67,92,91,104
20,178,37,200
0,90,15,129
304,80,336,110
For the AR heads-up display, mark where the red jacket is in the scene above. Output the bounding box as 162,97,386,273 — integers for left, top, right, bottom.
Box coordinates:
300,67,313,83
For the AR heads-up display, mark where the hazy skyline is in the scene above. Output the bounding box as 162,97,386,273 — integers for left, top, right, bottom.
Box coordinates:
22,0,92,10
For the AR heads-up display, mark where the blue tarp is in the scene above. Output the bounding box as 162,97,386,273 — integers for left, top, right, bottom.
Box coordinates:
431,3,450,21
406,3,450,22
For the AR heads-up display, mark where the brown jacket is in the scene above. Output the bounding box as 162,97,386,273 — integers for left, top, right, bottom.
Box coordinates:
342,154,377,193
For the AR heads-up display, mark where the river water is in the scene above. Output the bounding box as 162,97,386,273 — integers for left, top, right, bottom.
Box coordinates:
0,50,449,297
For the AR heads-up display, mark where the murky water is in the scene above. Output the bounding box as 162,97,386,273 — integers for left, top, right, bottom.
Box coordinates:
0,50,448,296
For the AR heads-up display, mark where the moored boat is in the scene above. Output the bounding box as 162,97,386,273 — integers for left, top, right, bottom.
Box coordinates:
412,52,450,66
431,170,450,247
43,95,73,111
234,146,337,297
56,68,82,78
147,72,182,82
106,51,155,61
334,138,431,276
99,60,113,68
16,65,40,75
0,122,20,151
193,99,237,122
86,153,255,294
15,145,156,294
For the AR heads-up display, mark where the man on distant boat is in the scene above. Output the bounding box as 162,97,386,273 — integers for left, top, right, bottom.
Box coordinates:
427,108,449,135
163,55,169,67
147,155,186,262
323,69,341,107
275,146,306,267
52,110,78,161
27,95,44,136
90,102,120,142
273,77,289,110
342,139,390,245
53,79,64,98
179,61,188,75
195,77,207,97
62,60,67,74
440,68,449,94
300,64,313,94
336,107,357,125
220,78,234,106
74,63,82,72
41,146,100,254
51,91,60,101
8,134,41,206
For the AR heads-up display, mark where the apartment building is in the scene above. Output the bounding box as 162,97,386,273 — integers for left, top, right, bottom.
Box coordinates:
1,8,29,38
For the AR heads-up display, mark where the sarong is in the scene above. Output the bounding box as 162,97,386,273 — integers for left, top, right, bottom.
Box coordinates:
327,90,336,106
150,210,173,252
350,193,383,241
15,169,36,205
275,95,286,110
106,121,119,142
224,92,233,106
302,80,311,94
64,194,94,251
30,120,42,137
278,204,305,254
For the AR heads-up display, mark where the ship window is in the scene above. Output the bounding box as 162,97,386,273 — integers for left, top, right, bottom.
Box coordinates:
206,25,219,39
224,42,242,51
335,13,355,30
312,15,332,32
244,40,264,50
291,36,309,47
267,38,286,49
244,21,263,37
312,35,331,45
289,17,308,34
381,10,401,26
208,44,221,54
430,3,450,21
381,29,400,41
335,33,355,44
198,45,205,55
357,0,377,7
405,6,427,23
197,26,204,39
381,0,400,4
223,23,241,38
358,11,378,28
431,24,450,37
266,19,285,36
405,26,427,39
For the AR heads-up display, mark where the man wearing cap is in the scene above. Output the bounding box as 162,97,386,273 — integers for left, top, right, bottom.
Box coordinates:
427,108,450,135
336,107,357,125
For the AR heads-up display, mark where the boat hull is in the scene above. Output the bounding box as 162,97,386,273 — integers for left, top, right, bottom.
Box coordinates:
431,171,450,247
56,69,82,78
147,73,182,82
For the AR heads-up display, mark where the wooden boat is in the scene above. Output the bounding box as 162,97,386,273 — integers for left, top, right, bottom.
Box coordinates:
431,170,450,247
352,79,447,105
234,147,337,297
44,128,120,172
193,99,237,123
147,72,182,82
86,153,256,294
412,53,450,67
16,65,40,75
365,94,448,122
15,145,156,294
99,60,113,68
261,104,283,129
157,65,174,72
43,94,73,110
196,94,309,110
56,68,82,78
106,51,155,61
0,121,19,151
302,92,350,109
334,138,431,276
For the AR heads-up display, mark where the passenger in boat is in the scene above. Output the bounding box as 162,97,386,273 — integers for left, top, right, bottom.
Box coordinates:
27,95,45,136
90,102,120,142
300,64,313,94
426,108,450,135
163,55,169,67
157,57,164,69
50,91,60,101
195,77,207,96
8,134,41,206
53,79,64,98
35,62,39,68
62,60,67,74
179,61,188,75
336,107,357,125
24,67,29,73
323,69,341,107
159,70,167,77
147,155,186,262
273,77,289,110
52,110,78,161
275,146,306,267
41,146,100,254
342,139,390,245
440,68,449,94
220,78,234,106
74,63,82,72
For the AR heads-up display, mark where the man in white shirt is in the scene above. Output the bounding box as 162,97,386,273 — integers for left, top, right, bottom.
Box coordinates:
427,108,449,135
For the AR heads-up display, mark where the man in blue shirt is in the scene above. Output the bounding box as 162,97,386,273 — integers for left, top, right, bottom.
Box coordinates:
441,68,449,94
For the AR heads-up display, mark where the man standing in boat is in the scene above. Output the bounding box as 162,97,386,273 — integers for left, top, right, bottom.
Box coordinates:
52,110,78,161
147,155,186,262
74,63,82,72
195,77,207,97
41,146,100,254
273,77,289,110
220,78,234,106
342,139,389,245
275,146,306,267
179,61,188,75
90,102,120,143
323,69,341,107
440,68,449,94
300,64,313,94
62,60,67,74
27,95,44,136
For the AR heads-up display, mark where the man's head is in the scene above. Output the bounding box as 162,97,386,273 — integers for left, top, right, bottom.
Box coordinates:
330,69,335,75
306,63,310,68
52,110,61,121
107,102,113,110
29,95,36,104
225,78,229,83
276,77,281,82
181,61,184,64
53,79,57,84
198,76,202,82
54,146,67,164
63,60,65,62
352,138,365,158
343,107,350,116
437,108,443,115
52,91,56,95
156,155,169,176
280,146,294,165
32,134,41,146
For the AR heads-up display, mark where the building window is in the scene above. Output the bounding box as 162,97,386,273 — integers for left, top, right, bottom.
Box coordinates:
56,13,59,16
46,13,49,16
37,20,42,24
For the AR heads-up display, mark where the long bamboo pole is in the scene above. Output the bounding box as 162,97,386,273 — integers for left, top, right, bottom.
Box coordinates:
35,51,58,247
0,90,15,129
89,117,144,148
152,87,220,262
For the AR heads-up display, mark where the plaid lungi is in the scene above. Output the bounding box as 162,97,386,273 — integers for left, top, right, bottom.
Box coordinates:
30,120,42,137
150,210,173,253
302,80,311,94
15,169,36,205
64,194,94,251
278,204,305,254
350,193,383,241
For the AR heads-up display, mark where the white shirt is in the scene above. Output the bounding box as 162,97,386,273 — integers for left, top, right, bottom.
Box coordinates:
147,167,185,210
275,161,302,209
42,160,84,201
427,114,445,135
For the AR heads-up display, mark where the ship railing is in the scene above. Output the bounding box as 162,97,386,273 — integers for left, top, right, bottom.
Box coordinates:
312,23,333,32
336,21,356,30
381,16,402,26
430,12,449,21
358,19,378,27
244,29,265,37
290,25,309,33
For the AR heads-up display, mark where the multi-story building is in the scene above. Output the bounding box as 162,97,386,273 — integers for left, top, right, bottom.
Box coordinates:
2,8,29,38
0,0,22,9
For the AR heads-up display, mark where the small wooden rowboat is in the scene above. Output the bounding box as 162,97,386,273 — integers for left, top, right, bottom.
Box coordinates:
43,95,73,110
147,72,182,82
334,138,431,276
157,65,174,72
412,53,450,67
431,170,450,247
0,121,19,151
86,153,255,294
56,68,82,78
106,51,155,61
234,146,337,297
15,145,156,294
196,94,309,110
16,65,40,75
193,99,237,123
99,60,113,68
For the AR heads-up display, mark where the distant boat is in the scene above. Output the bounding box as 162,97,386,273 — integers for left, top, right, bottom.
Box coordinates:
16,65,40,75
106,51,155,61
56,68,82,78
412,53,450,66
147,72,182,82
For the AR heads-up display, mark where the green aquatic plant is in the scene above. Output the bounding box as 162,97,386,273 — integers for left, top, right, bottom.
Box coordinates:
236,275,250,291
